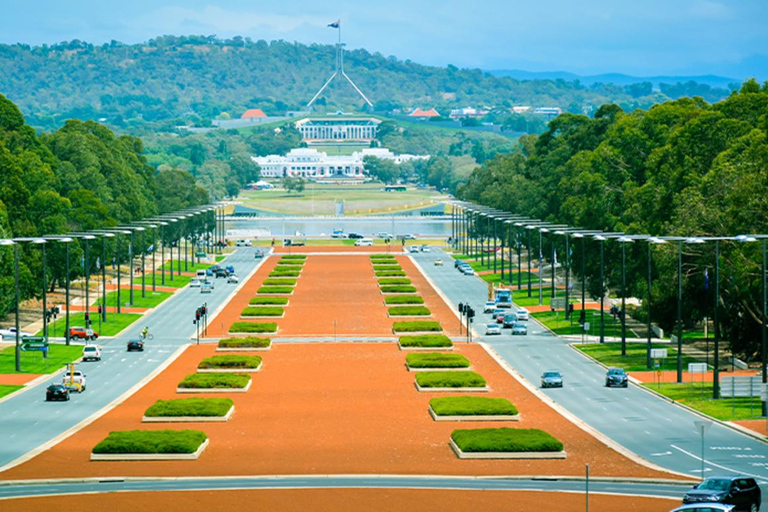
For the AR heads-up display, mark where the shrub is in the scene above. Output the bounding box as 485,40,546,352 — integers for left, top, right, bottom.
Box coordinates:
381,285,417,293
451,428,563,453
385,295,424,305
277,260,303,266
145,398,234,417
263,278,297,286
229,322,278,333
370,254,396,260
257,286,294,294
198,355,262,369
249,297,288,305
93,430,207,454
372,264,402,270
269,270,301,277
378,278,411,285
393,321,442,332
389,306,431,316
399,334,453,347
406,353,469,368
281,255,307,260
218,336,272,348
415,371,486,388
430,397,517,416
375,271,407,277
242,306,284,316
273,265,302,271
178,373,251,389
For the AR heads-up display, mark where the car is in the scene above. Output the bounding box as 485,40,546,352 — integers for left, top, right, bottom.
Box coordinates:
201,282,213,293
434,258,443,266
485,323,502,335
494,310,506,323
375,232,392,239
127,338,144,352
82,345,101,362
683,476,761,511
515,309,530,321
409,245,420,253
68,326,98,341
483,301,497,314
454,259,465,269
214,268,228,278
511,322,528,335
420,245,430,252
254,249,264,259
605,367,629,387
669,504,735,512
62,370,86,391
348,233,364,239
502,313,517,328
402,234,417,240
354,238,374,247
226,265,235,274
206,268,214,276
189,278,202,288
0,327,33,340
196,269,207,279
235,239,249,247
227,274,239,284
460,266,476,276
541,370,563,388
46,384,70,401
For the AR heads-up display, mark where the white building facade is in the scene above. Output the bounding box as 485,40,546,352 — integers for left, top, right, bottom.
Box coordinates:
295,117,380,143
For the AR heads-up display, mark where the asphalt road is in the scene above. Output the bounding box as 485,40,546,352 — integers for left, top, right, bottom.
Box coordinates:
0,247,267,471
411,248,768,491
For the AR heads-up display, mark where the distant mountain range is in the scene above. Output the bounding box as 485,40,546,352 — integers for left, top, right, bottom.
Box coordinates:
487,70,739,89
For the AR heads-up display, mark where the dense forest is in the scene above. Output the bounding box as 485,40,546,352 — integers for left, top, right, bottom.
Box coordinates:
0,94,208,318
0,36,733,132
459,79,768,360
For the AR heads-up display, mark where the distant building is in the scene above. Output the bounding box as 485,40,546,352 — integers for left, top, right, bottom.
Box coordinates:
512,106,532,114
409,108,441,118
241,108,267,119
253,147,429,179
534,107,562,117
449,107,488,119
295,116,380,143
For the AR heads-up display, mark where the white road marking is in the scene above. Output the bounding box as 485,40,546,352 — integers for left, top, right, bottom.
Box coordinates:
671,444,768,479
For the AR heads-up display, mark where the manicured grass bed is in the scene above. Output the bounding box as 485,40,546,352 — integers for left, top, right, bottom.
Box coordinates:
281,255,307,260
385,295,424,305
229,322,278,333
273,265,303,272
249,297,289,306
178,373,251,389
575,342,696,372
378,278,411,285
0,385,22,399
399,334,453,347
416,371,486,388
370,255,396,260
376,271,407,277
451,428,563,453
145,398,234,417
93,429,207,454
389,306,431,316
372,264,402,270
104,290,172,309
37,312,142,338
218,336,272,349
242,306,284,317
269,270,301,277
277,260,304,266
431,397,517,416
381,285,417,293
263,278,297,286
257,286,294,294
145,273,194,288
406,353,469,368
198,355,262,369
0,344,85,374
393,321,443,333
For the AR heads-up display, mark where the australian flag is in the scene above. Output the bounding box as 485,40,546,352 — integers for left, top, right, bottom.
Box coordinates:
704,268,710,290
328,20,340,28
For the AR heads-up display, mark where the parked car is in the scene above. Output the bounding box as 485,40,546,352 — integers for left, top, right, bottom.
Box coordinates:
82,345,101,362
408,245,420,253
669,504,735,512
502,313,517,328
227,274,239,284
605,367,629,388
127,338,144,352
402,234,416,240
235,239,249,247
511,322,528,335
0,327,33,340
375,232,392,239
68,326,98,341
433,258,443,266
46,383,70,401
189,278,202,288
420,245,430,252
347,233,364,239
541,370,563,388
515,308,530,321
483,301,497,314
201,282,213,294
62,370,86,392
485,323,502,335
683,476,761,511
355,238,374,247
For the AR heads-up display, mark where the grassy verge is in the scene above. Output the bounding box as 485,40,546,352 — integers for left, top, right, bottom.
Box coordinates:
277,260,304,266
370,255,397,261
0,344,85,374
37,312,142,338
229,322,278,333
269,271,301,278
257,286,294,294
145,398,234,417
218,336,271,349
394,321,442,333
372,264,402,270
406,353,468,368
385,295,424,305
376,271,407,277
198,355,262,369
249,297,289,306
242,306,284,317
104,290,173,309
378,278,411,285
533,310,628,338
574,342,699,372
642,382,767,421
451,428,563,452
0,384,22,399
178,373,251,389
399,334,453,347
416,371,486,388
381,285,417,293
431,397,518,416
93,429,207,454
273,265,302,272
281,255,307,260
389,306,431,316
160,261,213,273
263,278,297,286
144,273,193,288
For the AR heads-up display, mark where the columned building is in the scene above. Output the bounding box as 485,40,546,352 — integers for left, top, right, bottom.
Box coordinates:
295,117,380,143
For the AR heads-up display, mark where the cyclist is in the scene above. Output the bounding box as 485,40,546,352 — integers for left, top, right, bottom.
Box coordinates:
141,326,149,340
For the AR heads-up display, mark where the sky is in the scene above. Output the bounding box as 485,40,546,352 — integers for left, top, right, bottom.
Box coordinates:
1,0,767,80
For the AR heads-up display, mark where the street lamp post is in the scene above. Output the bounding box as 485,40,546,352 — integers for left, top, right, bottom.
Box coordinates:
0,240,20,371
617,237,634,356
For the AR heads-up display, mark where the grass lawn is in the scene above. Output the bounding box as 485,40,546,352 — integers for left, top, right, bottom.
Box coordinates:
416,371,486,388
393,321,442,333
229,322,278,333
480,271,540,285
399,334,453,347
451,428,563,453
218,337,272,349
37,312,142,338
533,310,626,338
431,396,517,416
178,373,251,389
642,382,767,421
574,342,701,372
93,429,207,454
385,295,424,305
145,398,233,417
0,384,22,398
198,355,262,369
406,353,468,368
159,261,213,273
381,285,417,293
242,306,284,317
144,273,193,288
249,297,289,306
512,287,568,308
104,290,173,309
389,306,431,316
0,344,84,374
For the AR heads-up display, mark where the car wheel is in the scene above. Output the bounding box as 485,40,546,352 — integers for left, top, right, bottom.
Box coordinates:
749,503,758,512
622,382,628,388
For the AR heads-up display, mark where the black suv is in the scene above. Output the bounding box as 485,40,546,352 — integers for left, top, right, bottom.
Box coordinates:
683,476,761,511
605,367,628,387
347,233,364,239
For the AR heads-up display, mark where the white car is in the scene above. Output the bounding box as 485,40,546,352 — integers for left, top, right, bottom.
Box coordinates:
82,345,101,362
485,323,502,335
420,245,430,252
189,278,202,288
0,327,33,339
516,309,530,321
483,301,497,314
62,370,86,392
408,246,420,253
375,232,392,239
355,238,374,246
433,258,443,266
227,274,240,284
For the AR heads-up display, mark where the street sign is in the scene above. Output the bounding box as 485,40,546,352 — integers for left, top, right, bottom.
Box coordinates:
721,376,761,398
583,322,590,331
20,336,48,352
761,383,768,402
195,251,206,258
551,298,567,310
650,348,668,359
688,363,707,374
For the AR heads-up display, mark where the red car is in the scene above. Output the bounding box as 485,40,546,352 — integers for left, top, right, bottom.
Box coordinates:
68,326,98,341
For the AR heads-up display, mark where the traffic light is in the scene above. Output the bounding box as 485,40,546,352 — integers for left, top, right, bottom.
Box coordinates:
467,307,475,319
458,302,465,314
195,308,201,321
98,305,103,315
201,306,207,316
84,312,89,322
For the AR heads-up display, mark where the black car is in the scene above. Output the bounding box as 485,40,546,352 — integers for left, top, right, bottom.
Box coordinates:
454,259,465,269
46,384,70,401
683,476,761,511
605,367,628,388
348,233,364,239
127,338,144,352
214,268,229,278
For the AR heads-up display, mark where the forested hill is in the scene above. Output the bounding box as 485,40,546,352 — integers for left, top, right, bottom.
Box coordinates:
0,35,727,131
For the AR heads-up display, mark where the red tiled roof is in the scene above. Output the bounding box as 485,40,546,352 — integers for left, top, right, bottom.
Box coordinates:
409,108,440,117
242,108,267,118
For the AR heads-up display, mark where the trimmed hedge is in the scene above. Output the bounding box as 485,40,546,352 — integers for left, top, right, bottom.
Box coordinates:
249,297,288,305
378,278,411,285
218,336,272,348
229,322,278,333
389,306,431,316
393,321,442,333
198,355,262,369
376,271,407,277
431,397,517,416
242,306,284,316
406,353,469,368
281,255,307,260
381,285,416,293
93,429,207,454
370,254,396,260
178,373,251,389
145,398,234,417
277,260,304,266
269,270,301,277
273,265,303,271
451,428,563,453
263,278,297,286
257,286,294,294
385,295,424,305
415,371,486,388
372,264,402,270
399,334,453,347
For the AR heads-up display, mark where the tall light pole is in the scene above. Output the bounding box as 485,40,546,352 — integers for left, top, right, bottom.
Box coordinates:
737,235,767,416
617,237,634,356
646,237,666,368
594,235,606,343
0,240,20,371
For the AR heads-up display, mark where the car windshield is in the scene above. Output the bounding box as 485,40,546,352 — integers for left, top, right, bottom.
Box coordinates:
487,324,497,328
609,368,625,375
543,372,560,378
698,479,731,491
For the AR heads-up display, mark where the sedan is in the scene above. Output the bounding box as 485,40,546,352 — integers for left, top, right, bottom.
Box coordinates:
668,504,735,512
46,384,70,401
485,323,501,335
511,322,528,335
541,370,563,388
419,245,430,252
201,282,213,294
227,274,239,284
483,301,497,314
127,339,144,352
408,246,420,253
605,367,629,388
0,327,33,340
189,278,202,288
433,258,443,266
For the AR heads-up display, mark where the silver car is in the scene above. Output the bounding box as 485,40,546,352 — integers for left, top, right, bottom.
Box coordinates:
485,323,501,335
541,370,563,388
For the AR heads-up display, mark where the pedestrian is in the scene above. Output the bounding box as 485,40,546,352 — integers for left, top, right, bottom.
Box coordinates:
271,238,275,247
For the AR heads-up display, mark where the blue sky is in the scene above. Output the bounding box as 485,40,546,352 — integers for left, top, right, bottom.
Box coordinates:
1,0,766,79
